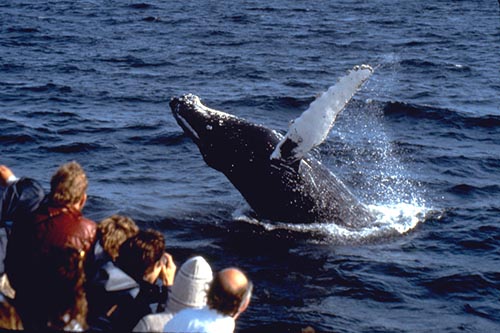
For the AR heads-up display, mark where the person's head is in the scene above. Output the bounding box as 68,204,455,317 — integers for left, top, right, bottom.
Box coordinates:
49,161,88,210
98,215,139,261
166,256,213,313
207,267,252,319
116,229,165,283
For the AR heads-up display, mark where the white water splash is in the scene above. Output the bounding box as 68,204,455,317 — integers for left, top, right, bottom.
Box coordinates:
232,64,431,243
271,64,373,163
233,202,430,243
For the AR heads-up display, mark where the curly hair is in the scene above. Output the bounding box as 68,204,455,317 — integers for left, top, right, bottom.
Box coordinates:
98,215,139,261
49,161,88,207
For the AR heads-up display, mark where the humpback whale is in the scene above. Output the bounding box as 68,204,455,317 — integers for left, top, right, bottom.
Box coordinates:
170,65,375,226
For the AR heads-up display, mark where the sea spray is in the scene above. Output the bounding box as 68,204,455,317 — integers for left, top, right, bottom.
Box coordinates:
234,201,428,243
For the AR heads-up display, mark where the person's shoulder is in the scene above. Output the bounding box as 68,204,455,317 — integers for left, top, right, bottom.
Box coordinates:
133,311,174,332
167,307,203,323
102,261,139,292
165,307,234,333
78,216,97,237
80,216,97,227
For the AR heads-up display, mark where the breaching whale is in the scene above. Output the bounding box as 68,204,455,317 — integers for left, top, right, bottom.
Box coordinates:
170,65,375,226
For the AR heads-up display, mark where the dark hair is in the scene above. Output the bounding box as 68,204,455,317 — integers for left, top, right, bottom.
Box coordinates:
98,215,139,261
49,161,88,207
41,247,88,330
116,229,165,281
207,271,253,317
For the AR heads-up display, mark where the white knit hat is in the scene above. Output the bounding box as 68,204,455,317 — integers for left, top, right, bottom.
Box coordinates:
166,256,213,313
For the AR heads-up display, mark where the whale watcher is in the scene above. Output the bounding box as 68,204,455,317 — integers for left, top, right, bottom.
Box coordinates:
163,267,252,333
96,215,140,262
86,214,140,329
90,228,177,332
41,247,89,331
0,165,45,299
0,165,45,276
87,214,140,278
0,248,90,331
0,161,97,330
133,255,213,332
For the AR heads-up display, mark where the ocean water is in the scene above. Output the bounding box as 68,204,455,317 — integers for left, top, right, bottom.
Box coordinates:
1,1,499,332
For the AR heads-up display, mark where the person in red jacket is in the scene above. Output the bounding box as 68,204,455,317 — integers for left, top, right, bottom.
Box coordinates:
1,161,97,329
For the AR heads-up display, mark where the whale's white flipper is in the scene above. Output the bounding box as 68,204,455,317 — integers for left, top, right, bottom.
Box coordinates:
271,64,373,163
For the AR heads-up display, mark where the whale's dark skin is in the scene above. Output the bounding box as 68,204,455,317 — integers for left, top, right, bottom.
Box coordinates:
170,94,374,226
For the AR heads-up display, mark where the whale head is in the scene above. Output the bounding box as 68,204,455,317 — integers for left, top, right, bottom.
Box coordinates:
170,94,237,146
170,94,280,173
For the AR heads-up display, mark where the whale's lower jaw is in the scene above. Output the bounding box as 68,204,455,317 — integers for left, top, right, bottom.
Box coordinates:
170,95,207,144
170,94,239,144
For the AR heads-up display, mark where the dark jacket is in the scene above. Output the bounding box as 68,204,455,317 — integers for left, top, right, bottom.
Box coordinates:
32,204,96,254
6,200,97,291
87,260,168,332
0,177,45,225
0,178,45,274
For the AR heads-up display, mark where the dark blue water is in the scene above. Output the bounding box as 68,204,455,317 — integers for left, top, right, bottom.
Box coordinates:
1,1,499,332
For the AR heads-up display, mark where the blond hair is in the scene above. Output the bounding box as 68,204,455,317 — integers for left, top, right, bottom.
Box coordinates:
49,161,88,207
98,215,139,261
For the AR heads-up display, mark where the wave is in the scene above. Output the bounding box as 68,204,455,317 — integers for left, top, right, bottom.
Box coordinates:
383,101,500,128
449,183,500,198
222,14,255,24
126,132,185,146
24,110,81,119
0,133,38,144
20,83,72,94
221,95,312,111
100,55,174,68
6,27,41,33
142,16,161,22
421,272,500,296
246,6,312,13
0,119,55,144
128,3,154,9
41,142,112,153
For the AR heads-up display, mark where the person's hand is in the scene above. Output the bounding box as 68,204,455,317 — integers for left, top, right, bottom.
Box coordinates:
0,165,15,187
160,252,176,287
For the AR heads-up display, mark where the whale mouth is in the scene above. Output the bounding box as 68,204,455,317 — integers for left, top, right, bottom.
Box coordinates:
170,94,238,145
170,94,203,144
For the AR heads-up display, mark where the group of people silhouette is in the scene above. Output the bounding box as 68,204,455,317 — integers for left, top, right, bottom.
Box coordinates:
0,161,252,332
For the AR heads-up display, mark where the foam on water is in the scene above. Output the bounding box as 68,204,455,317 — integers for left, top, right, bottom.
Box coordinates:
234,201,429,243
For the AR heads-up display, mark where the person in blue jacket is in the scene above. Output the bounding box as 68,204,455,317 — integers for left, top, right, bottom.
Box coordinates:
0,165,45,276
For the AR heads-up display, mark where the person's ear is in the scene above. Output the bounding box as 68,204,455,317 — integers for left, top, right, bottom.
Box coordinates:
234,283,252,319
76,193,87,211
233,297,250,319
239,296,250,312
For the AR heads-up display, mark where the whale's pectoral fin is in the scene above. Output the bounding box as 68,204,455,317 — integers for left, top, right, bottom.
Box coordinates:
270,64,374,163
